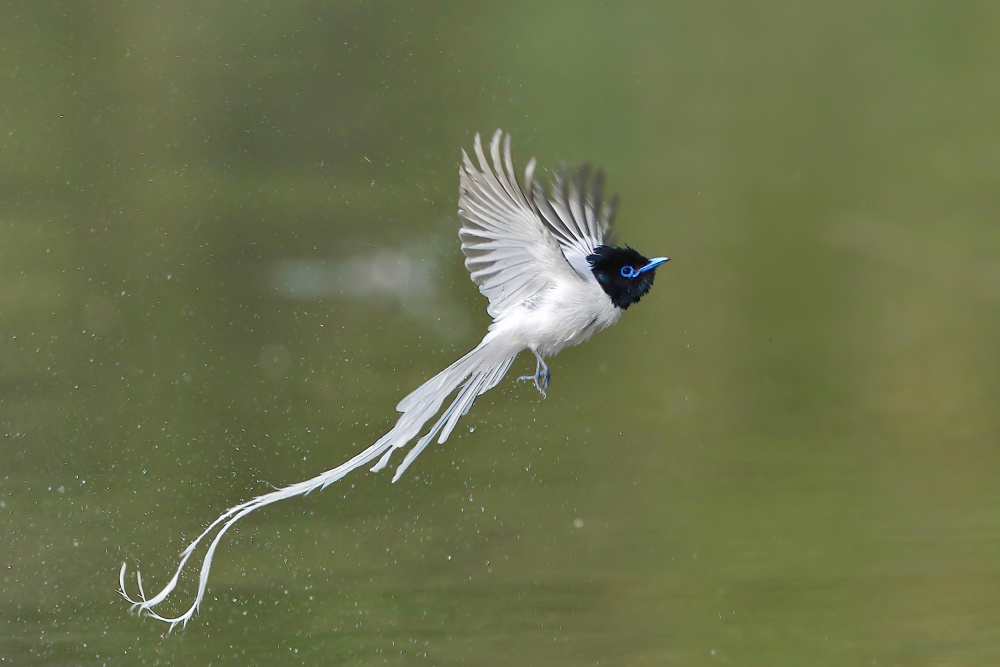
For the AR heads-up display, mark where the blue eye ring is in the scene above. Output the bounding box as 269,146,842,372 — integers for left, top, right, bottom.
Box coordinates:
620,265,636,278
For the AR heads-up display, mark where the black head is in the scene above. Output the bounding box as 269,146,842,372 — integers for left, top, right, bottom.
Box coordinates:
586,245,669,310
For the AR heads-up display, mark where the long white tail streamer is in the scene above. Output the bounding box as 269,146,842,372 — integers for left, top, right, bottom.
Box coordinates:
120,340,518,629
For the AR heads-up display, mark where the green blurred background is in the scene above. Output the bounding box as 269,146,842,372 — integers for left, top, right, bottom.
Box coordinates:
3,1,1000,664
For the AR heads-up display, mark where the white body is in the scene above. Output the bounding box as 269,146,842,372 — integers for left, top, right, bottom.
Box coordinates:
485,278,621,356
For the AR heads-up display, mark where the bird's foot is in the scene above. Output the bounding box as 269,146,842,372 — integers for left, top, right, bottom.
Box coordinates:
516,373,548,398
517,353,550,398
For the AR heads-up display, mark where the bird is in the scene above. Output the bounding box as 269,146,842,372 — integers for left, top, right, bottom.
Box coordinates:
119,129,669,628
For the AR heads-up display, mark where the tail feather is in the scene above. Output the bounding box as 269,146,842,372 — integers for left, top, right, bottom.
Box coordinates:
388,349,516,481
120,339,520,628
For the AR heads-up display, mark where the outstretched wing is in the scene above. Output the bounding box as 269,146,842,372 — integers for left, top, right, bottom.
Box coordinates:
532,160,617,279
458,130,616,318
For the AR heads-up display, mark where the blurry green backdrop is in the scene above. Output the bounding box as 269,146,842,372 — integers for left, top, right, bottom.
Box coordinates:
3,1,999,665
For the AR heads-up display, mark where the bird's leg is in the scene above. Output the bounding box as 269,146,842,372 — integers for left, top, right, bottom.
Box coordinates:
517,349,550,398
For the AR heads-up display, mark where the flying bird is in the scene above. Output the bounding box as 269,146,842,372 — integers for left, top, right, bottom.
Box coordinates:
120,130,669,628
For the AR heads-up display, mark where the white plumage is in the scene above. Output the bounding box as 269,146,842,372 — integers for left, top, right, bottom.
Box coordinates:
119,130,660,628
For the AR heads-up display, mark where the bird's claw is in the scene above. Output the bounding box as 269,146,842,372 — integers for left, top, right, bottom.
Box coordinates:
537,366,551,394
517,353,550,398
516,373,548,398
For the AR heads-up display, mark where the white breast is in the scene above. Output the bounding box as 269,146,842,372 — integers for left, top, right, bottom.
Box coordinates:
485,276,622,357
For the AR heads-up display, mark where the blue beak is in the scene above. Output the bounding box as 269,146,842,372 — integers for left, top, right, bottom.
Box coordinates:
636,256,669,275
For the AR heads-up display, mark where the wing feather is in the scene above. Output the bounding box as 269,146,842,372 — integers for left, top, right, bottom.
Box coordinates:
458,130,617,317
